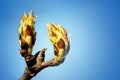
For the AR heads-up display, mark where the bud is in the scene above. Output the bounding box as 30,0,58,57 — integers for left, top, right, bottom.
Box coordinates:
19,11,36,56
47,23,70,63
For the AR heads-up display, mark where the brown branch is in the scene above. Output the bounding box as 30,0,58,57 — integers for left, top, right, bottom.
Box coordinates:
19,48,64,80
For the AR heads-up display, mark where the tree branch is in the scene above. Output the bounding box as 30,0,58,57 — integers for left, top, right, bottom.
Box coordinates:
19,48,64,80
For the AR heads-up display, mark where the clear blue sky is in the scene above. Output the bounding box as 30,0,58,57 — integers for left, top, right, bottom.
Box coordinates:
0,0,120,80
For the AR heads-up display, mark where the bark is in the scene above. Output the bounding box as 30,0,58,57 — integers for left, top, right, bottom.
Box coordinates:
19,48,64,80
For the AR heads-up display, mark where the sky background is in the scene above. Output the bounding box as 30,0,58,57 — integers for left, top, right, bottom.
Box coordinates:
0,0,120,80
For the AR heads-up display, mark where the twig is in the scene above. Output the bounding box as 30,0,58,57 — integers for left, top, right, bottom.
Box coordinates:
19,48,64,80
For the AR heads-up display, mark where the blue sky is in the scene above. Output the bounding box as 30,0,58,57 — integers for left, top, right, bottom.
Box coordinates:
0,0,120,80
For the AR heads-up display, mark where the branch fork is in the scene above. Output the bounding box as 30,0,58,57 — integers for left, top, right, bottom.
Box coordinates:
20,48,65,80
